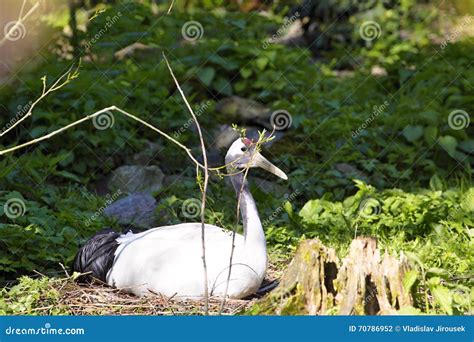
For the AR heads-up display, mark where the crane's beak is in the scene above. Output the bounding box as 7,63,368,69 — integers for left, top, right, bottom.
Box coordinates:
251,153,288,180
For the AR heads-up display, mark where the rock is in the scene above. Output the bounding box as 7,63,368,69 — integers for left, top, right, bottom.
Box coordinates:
114,42,160,61
197,148,222,168
108,165,165,194
127,141,163,166
250,237,413,315
104,193,157,228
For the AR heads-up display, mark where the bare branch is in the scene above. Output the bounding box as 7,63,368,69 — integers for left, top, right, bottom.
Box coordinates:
0,105,207,168
112,106,204,169
0,107,113,156
0,63,78,138
0,0,40,47
167,0,176,14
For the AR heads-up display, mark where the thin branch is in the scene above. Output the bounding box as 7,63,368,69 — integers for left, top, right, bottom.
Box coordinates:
167,0,176,14
0,107,109,155
0,63,78,138
18,0,28,19
113,106,204,169
0,105,204,166
163,53,210,315
0,0,40,47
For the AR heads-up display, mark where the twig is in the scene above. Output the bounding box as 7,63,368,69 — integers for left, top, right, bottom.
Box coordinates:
167,0,176,14
0,0,40,47
0,106,112,155
112,106,205,168
0,63,78,138
0,105,207,168
59,263,71,278
163,53,210,315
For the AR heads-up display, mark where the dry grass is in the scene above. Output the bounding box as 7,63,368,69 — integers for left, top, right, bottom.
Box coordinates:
25,264,283,316
40,278,255,315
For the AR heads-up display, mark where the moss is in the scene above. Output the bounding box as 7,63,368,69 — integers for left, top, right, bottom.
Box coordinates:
279,285,307,315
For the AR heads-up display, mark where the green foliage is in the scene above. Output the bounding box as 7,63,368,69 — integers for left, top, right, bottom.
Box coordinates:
292,181,472,314
0,172,114,278
0,276,67,315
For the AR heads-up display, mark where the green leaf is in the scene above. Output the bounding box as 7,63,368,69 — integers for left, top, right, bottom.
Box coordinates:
53,170,81,183
208,55,239,71
213,77,232,96
404,251,423,268
426,267,449,280
438,135,458,157
284,201,293,217
299,199,323,224
403,125,424,142
30,126,48,138
240,68,252,79
196,67,216,86
461,189,474,212
402,269,418,295
229,19,246,29
397,306,422,315
255,57,269,70
458,139,474,154
431,285,453,315
423,126,438,144
429,174,443,191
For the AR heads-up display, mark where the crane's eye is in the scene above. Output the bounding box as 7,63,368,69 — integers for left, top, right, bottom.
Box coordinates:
241,147,248,152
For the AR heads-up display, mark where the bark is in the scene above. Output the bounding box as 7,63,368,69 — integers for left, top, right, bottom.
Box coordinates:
251,237,412,315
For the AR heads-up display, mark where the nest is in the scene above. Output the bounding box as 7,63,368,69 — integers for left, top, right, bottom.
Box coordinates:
28,263,282,315
42,278,256,315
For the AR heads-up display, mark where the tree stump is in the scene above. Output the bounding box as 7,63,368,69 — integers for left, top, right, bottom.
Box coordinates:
250,237,412,315
249,239,338,315
335,237,412,315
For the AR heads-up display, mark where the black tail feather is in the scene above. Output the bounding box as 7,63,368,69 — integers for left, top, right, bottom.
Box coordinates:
72,228,121,283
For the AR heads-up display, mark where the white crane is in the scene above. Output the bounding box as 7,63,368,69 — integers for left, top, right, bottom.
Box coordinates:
73,137,287,299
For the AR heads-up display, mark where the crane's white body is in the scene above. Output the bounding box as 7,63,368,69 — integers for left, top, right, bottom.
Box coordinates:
107,222,266,298
96,138,287,299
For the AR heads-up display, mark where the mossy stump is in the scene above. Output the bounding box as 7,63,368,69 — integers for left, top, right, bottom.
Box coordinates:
335,237,412,315
250,239,338,315
250,237,412,315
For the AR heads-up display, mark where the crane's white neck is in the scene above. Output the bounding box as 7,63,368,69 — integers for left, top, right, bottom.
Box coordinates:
230,173,266,250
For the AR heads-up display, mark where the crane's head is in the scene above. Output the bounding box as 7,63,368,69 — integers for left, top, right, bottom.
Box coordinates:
225,137,288,180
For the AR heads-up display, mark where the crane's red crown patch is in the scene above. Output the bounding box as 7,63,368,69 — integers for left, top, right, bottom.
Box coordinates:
242,137,252,146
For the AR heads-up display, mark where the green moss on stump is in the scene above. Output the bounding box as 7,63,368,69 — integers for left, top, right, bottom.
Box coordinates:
249,238,413,315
